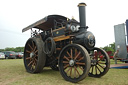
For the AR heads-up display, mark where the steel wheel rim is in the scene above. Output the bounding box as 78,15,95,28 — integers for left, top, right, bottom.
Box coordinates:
59,44,89,81
24,39,38,72
89,48,110,77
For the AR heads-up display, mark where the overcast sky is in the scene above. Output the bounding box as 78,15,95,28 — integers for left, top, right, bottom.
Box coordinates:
0,0,128,49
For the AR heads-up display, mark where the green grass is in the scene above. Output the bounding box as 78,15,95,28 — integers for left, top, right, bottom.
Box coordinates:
110,59,125,64
0,59,128,85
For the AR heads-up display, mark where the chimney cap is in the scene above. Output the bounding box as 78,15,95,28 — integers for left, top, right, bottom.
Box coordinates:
78,3,87,7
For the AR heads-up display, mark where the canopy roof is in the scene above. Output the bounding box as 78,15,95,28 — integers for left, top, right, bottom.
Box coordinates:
22,15,68,32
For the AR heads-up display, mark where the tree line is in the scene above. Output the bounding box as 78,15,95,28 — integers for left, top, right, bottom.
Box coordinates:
0,42,115,53
102,42,115,53
0,47,24,52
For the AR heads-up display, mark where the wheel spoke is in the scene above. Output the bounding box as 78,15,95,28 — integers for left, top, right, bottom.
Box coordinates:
76,62,85,65
63,61,69,64
98,61,106,64
95,65,101,73
74,66,76,78
97,63,104,69
32,41,35,48
34,59,37,66
31,62,35,69
31,65,33,70
34,49,38,54
67,51,72,59
66,67,72,74
70,67,72,77
28,60,33,66
95,66,97,74
33,46,37,52
78,65,84,71
34,54,38,58
74,51,81,60
26,57,31,60
28,43,33,51
70,48,73,59
64,64,70,69
78,56,84,61
64,56,70,61
26,50,31,53
75,48,77,56
30,59,36,70
74,66,80,76
33,59,36,66
35,58,37,62
33,54,38,58
91,65,94,74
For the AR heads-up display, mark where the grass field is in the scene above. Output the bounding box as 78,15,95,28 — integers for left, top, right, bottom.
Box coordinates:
0,59,128,85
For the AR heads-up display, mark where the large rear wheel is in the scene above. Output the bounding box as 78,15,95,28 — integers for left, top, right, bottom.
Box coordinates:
59,44,91,83
24,38,46,73
88,47,110,77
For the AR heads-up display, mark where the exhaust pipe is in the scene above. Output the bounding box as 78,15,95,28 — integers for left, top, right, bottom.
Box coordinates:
78,3,87,31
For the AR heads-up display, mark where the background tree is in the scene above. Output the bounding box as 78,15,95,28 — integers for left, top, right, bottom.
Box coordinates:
102,42,115,55
0,47,24,52
0,49,4,52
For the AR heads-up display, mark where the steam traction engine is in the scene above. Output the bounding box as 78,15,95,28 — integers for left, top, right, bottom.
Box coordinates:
22,3,110,83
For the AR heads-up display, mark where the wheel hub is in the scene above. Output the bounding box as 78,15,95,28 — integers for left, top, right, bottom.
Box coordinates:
30,52,34,58
91,59,97,65
69,60,75,66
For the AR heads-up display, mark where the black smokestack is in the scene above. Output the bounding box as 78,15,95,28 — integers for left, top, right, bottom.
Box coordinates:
78,3,86,31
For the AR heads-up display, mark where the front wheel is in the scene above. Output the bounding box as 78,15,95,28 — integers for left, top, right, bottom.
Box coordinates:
88,47,110,77
59,44,91,83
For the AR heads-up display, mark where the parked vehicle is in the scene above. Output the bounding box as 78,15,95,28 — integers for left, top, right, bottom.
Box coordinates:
3,51,16,59
0,52,5,59
16,52,23,59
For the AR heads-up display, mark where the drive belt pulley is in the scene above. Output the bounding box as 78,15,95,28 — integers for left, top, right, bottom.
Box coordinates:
43,37,56,56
